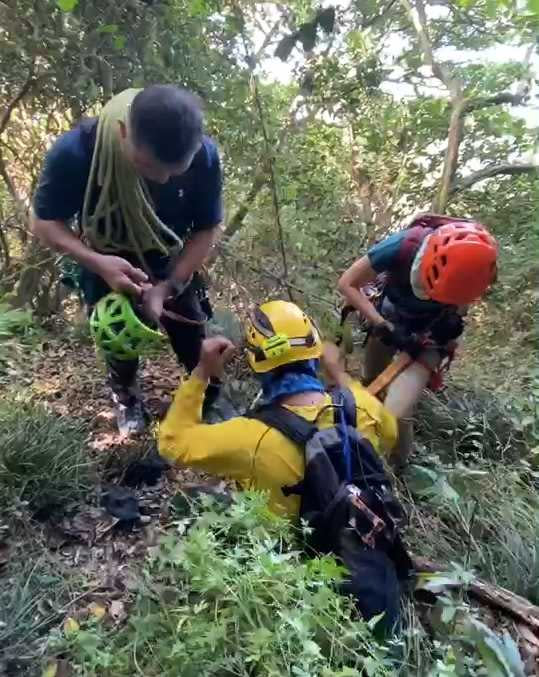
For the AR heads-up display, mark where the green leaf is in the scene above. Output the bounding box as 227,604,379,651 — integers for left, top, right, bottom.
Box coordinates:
303,640,322,657
416,566,474,594
405,464,439,494
486,0,498,17
416,572,463,594
56,0,78,11
442,604,458,625
466,619,526,677
98,24,118,34
499,632,527,676
436,477,461,504
528,0,539,14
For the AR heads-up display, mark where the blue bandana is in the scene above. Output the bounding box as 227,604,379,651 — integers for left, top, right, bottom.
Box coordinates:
259,359,325,404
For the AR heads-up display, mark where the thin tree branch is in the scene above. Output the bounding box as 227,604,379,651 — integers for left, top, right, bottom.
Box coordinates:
0,64,35,136
415,556,539,632
225,102,318,236
400,0,465,212
449,163,538,195
235,4,294,302
361,0,399,29
463,91,526,113
254,19,281,62
399,0,460,97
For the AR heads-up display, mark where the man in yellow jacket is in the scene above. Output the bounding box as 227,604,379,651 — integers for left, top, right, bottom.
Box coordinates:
159,300,398,519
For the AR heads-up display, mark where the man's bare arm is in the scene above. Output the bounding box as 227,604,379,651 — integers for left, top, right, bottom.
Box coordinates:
167,224,222,288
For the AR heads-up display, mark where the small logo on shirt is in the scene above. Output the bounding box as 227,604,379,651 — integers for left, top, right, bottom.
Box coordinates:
178,189,184,198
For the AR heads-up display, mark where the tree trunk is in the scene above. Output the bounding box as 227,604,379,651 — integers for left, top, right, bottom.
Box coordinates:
414,557,539,632
0,222,10,271
225,169,269,238
432,97,465,212
12,238,56,312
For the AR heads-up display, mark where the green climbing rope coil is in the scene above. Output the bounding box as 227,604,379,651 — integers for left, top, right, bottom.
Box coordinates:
81,88,183,273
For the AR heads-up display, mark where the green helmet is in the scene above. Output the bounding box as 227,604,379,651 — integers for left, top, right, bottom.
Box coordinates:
90,293,163,361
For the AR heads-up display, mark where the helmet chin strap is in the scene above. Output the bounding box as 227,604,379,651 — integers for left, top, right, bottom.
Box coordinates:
410,236,431,300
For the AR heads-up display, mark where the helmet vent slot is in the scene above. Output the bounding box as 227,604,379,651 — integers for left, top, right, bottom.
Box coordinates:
109,321,124,334
254,308,274,334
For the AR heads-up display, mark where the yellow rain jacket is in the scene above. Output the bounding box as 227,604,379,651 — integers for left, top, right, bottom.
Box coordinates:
159,375,398,518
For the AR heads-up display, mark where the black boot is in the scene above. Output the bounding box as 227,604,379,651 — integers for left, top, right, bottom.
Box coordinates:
108,359,147,436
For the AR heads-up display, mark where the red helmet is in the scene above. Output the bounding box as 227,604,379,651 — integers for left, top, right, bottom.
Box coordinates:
420,221,498,305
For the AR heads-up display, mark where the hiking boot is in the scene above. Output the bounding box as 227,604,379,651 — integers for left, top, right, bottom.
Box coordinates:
110,383,147,436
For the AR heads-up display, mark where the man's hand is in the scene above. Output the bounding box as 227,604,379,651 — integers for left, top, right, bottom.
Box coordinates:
140,281,171,326
95,255,148,298
194,337,236,382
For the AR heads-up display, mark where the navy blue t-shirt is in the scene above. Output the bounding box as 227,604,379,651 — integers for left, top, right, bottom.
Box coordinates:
34,119,223,241
34,120,223,303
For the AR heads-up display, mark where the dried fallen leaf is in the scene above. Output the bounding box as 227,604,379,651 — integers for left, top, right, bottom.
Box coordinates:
63,617,80,635
88,602,106,620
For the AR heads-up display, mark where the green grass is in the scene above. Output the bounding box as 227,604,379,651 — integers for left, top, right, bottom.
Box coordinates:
0,554,74,674
0,398,94,515
416,386,528,463
406,386,539,603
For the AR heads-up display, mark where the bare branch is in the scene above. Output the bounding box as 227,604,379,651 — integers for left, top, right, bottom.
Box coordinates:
361,0,399,29
449,163,538,195
399,0,461,97
463,91,527,113
254,19,281,62
0,64,35,136
415,557,539,632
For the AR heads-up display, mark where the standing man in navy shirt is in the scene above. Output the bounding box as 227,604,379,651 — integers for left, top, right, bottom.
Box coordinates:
32,85,224,435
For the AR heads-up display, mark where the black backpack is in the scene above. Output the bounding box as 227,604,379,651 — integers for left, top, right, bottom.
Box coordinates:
247,387,413,634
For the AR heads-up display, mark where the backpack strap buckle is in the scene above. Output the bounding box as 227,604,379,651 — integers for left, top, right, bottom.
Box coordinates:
348,486,386,549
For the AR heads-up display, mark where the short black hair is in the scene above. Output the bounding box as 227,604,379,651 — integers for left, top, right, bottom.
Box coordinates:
129,85,203,165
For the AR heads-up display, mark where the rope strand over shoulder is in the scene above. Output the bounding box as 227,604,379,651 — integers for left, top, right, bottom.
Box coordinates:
81,89,183,272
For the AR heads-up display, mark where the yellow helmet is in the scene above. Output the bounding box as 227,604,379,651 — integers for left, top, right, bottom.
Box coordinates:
245,300,322,374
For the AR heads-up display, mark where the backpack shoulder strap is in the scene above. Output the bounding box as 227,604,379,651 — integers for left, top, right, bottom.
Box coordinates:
394,225,432,271
246,403,317,445
331,387,357,428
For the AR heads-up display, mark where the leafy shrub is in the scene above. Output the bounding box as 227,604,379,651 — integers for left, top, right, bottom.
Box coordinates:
416,386,527,463
0,399,93,514
55,492,396,676
0,302,33,340
404,458,539,603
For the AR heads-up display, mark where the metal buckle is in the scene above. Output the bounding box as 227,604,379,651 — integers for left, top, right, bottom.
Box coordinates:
348,486,386,549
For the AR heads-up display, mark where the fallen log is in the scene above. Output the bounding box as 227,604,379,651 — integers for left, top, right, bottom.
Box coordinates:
414,556,539,633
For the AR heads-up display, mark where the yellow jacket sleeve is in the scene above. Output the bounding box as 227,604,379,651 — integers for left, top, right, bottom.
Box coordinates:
158,375,263,479
344,377,398,455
